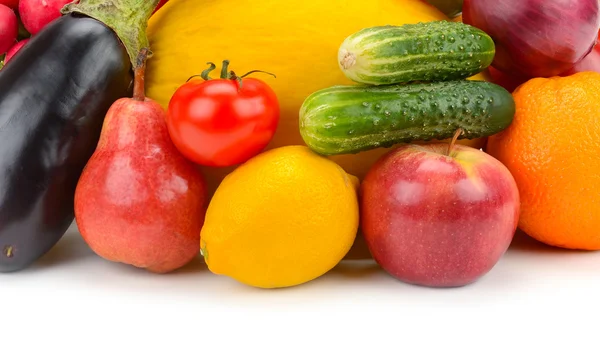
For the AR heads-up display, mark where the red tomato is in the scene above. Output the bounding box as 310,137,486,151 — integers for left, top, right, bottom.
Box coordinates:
166,69,280,167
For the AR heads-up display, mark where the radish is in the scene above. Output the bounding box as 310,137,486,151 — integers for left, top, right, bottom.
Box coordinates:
19,0,77,36
4,38,29,64
0,4,18,54
0,0,19,9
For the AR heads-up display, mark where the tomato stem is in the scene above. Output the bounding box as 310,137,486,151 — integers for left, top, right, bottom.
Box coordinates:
228,71,245,90
446,128,463,157
220,60,230,79
201,62,216,80
227,66,277,91
185,60,277,90
186,62,216,82
133,48,150,101
239,70,277,79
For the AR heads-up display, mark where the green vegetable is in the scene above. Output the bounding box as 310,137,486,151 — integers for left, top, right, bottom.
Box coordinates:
299,80,515,156
338,21,495,85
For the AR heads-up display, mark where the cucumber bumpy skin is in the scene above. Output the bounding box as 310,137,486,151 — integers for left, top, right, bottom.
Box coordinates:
299,80,515,156
338,21,496,85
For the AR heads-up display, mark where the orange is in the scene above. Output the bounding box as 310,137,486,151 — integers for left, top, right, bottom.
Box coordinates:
487,71,600,250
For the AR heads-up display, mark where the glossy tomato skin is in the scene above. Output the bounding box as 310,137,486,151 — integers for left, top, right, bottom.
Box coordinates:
167,78,280,167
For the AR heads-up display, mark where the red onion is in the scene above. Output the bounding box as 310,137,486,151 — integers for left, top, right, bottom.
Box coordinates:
562,34,600,76
463,0,600,78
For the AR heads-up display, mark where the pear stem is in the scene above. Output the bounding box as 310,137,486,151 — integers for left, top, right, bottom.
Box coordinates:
133,48,150,101
446,128,464,157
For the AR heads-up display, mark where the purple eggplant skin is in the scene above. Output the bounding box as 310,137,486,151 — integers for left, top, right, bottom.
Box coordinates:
0,14,133,273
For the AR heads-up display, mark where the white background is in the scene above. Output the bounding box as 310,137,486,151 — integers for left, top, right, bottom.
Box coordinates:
1,222,599,341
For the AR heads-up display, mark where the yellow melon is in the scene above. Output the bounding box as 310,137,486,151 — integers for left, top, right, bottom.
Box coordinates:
146,0,482,197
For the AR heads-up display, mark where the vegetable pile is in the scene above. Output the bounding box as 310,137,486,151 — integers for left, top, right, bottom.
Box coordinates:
1,0,600,291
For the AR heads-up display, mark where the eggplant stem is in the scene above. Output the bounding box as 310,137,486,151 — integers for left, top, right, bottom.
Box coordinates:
133,48,150,101
446,128,463,157
61,0,161,68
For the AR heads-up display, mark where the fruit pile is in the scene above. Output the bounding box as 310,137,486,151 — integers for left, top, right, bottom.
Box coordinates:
1,0,600,290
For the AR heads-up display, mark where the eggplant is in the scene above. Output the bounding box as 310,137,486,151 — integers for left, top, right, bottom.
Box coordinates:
0,0,159,273
0,15,131,272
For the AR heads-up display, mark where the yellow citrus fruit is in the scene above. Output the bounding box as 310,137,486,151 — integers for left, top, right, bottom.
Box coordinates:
200,145,360,288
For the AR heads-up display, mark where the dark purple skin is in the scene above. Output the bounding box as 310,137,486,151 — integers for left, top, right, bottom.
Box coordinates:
360,144,520,288
463,0,600,78
0,14,132,273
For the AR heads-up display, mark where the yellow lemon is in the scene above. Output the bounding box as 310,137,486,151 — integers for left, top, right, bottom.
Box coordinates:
200,146,359,289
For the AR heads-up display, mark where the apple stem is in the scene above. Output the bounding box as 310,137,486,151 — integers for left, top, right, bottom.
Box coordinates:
446,128,464,157
132,48,150,101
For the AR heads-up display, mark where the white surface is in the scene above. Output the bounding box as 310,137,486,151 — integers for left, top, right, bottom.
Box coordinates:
1,222,599,341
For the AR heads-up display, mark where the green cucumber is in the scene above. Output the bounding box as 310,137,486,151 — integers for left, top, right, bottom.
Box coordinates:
299,80,515,156
338,21,495,85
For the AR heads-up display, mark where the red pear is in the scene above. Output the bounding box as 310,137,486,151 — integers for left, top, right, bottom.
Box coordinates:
74,49,207,274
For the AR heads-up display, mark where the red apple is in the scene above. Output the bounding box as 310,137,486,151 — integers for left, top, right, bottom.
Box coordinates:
361,142,520,288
